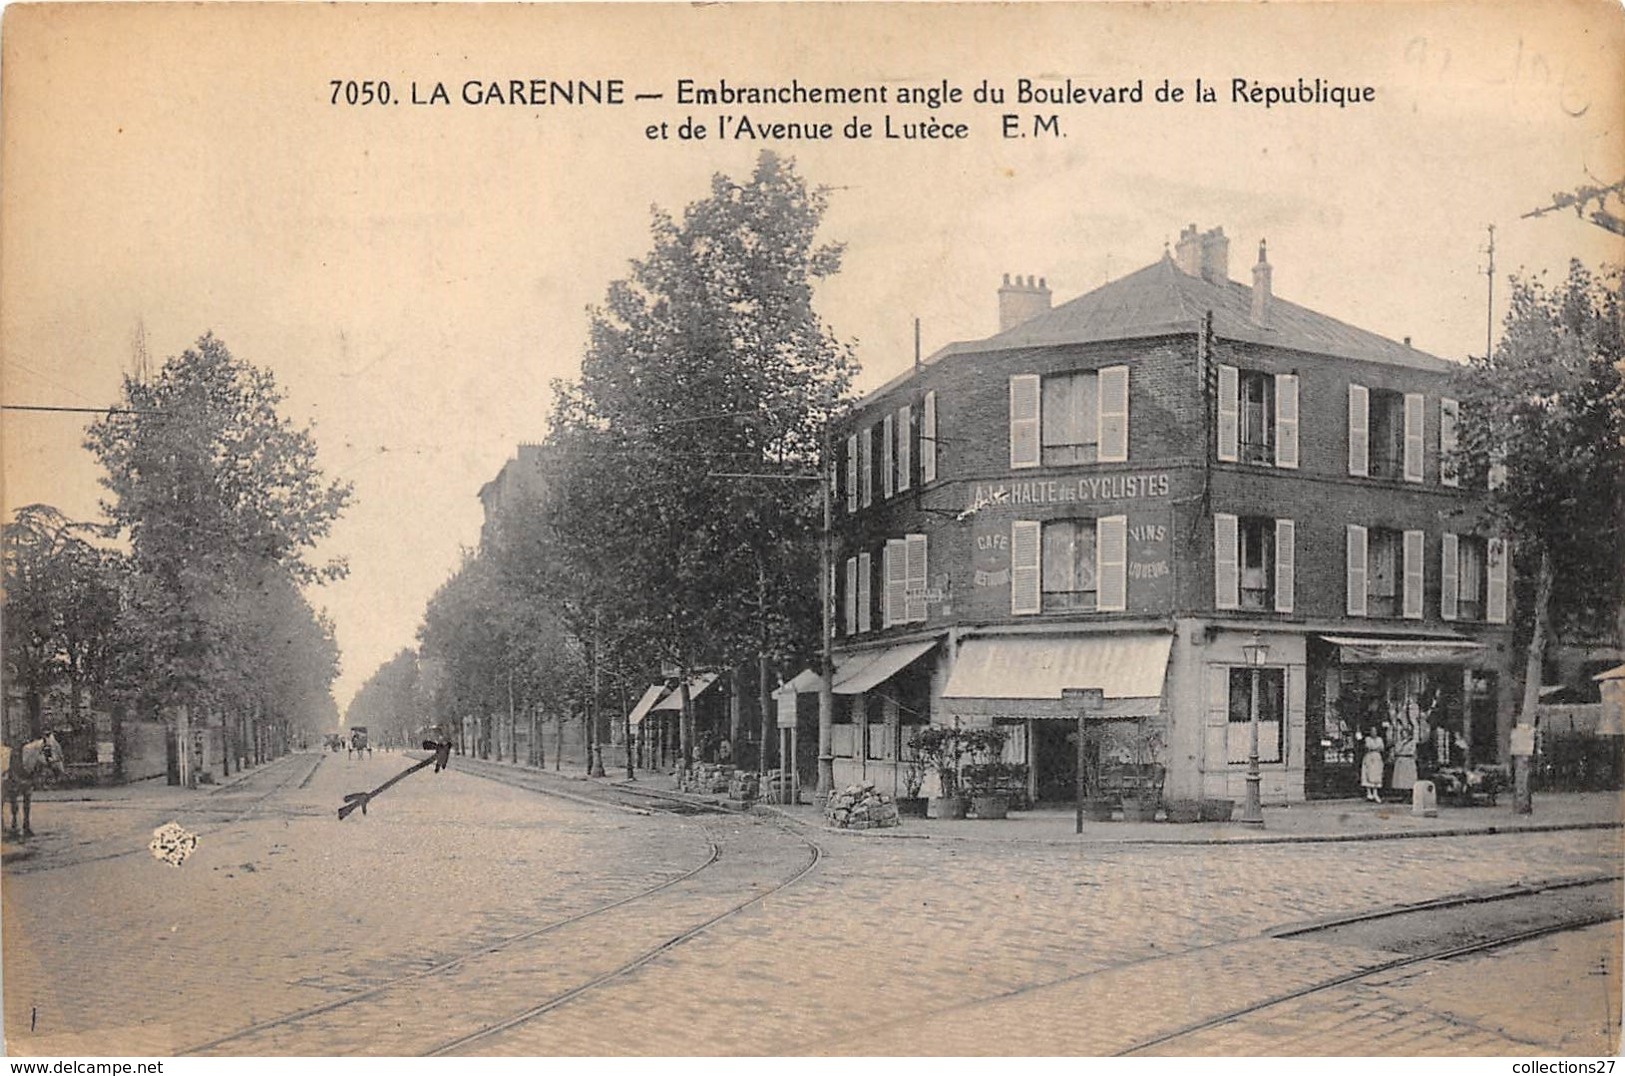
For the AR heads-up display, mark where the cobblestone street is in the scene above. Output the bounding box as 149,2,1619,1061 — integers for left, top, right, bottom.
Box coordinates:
3,752,1619,1056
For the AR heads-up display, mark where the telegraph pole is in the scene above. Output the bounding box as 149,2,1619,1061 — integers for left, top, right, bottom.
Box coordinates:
1485,224,1496,362
816,423,835,803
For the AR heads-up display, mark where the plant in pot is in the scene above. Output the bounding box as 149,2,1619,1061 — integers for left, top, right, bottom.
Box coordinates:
1118,721,1166,823
910,724,968,820
896,752,928,817
1077,722,1116,821
960,727,1015,819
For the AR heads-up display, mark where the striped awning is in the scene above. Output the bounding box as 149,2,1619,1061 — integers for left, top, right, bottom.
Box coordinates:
941,634,1171,718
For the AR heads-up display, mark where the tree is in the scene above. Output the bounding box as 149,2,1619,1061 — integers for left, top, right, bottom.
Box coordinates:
547,151,855,771
1454,260,1625,746
2,504,126,739
84,333,351,751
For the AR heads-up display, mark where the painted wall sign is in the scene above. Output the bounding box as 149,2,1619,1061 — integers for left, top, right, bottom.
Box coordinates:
960,472,1171,518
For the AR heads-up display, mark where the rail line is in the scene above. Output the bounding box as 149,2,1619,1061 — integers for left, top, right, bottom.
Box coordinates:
423,817,824,1057
787,872,1620,1056
1116,875,1622,1056
177,766,822,1056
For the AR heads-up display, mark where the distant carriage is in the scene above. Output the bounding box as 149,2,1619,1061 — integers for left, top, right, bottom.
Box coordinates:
1,732,67,839
348,727,371,758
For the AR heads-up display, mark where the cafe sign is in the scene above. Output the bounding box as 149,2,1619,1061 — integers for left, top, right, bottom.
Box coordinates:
960,472,1171,518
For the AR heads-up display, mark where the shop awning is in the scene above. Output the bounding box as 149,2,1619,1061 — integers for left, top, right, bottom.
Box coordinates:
627,684,669,728
832,639,938,696
649,672,719,712
941,634,1171,719
1321,636,1487,665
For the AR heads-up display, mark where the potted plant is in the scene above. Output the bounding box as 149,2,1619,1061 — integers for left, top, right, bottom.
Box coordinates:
1077,723,1116,821
960,727,1014,819
1118,721,1166,823
911,724,968,820
897,752,928,817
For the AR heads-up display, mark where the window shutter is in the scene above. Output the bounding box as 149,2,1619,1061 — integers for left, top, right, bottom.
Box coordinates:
1010,375,1040,469
1348,384,1369,477
922,391,938,483
883,539,907,628
905,533,928,622
882,413,895,499
845,434,858,513
1011,520,1041,615
861,426,873,507
897,405,912,493
1403,393,1425,482
1440,532,1459,621
1275,374,1299,469
1487,537,1509,623
1347,524,1368,616
1440,398,1459,487
844,557,858,635
1097,516,1127,612
1216,365,1239,462
1489,445,1507,490
1213,513,1239,610
1275,518,1295,614
1098,366,1130,462
857,552,872,634
1403,529,1425,619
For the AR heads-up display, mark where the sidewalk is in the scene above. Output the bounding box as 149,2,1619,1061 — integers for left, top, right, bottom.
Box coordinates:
582,762,1623,845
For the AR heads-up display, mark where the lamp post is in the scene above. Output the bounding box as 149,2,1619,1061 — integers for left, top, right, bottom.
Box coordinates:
1240,631,1269,826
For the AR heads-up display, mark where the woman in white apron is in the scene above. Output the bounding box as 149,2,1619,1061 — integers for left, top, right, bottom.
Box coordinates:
1360,729,1386,803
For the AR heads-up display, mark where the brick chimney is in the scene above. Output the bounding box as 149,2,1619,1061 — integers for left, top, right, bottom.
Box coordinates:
1198,227,1230,283
1251,240,1273,323
1175,224,1201,275
998,273,1052,332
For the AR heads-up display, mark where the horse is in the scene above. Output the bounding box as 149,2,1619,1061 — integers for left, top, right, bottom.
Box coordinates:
2,733,67,839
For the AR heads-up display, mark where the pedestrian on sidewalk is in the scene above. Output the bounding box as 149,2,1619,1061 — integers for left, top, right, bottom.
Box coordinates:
1361,728,1386,803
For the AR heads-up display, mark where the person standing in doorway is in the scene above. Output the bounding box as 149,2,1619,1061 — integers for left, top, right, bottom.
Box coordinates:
1360,728,1386,803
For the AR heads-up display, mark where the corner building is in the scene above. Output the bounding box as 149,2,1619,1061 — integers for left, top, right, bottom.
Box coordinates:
822,226,1515,805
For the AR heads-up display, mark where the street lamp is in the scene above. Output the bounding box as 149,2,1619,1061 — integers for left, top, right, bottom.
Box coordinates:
1240,631,1270,826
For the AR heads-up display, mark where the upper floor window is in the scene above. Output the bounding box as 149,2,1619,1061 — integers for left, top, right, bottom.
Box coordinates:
1215,514,1295,613
1441,533,1507,623
845,433,859,513
896,404,912,493
1011,516,1126,615
1346,524,1423,618
1349,385,1423,481
1440,398,1460,488
1010,367,1128,469
1218,368,1298,468
883,534,928,627
860,425,874,507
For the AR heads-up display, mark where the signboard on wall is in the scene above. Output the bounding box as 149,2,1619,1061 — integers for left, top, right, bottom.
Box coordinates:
1127,514,1173,612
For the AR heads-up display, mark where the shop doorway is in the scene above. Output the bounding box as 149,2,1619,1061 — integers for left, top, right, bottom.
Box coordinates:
1033,720,1083,802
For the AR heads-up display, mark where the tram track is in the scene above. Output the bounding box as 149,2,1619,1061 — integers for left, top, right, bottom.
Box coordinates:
789,872,1621,1056
176,765,823,1057
1116,874,1623,1056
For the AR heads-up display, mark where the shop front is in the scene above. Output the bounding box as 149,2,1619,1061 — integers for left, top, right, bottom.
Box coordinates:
1305,635,1493,800
939,631,1173,805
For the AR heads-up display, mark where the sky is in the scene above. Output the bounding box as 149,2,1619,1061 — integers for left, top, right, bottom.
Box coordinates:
3,1,1622,716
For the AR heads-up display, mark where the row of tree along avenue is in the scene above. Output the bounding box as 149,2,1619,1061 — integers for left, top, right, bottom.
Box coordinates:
348,150,856,782
4,334,350,785
345,159,1621,799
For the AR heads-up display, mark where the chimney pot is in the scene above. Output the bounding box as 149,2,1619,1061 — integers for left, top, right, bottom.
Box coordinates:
998,273,1053,333
1198,227,1230,283
1250,238,1273,324
1175,224,1202,275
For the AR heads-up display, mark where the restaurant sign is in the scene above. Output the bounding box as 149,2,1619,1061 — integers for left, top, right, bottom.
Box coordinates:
960,472,1171,518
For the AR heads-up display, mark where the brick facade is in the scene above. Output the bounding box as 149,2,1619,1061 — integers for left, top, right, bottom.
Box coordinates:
819,229,1516,807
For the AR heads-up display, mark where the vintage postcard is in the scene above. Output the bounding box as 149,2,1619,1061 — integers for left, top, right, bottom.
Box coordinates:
2,0,1622,1061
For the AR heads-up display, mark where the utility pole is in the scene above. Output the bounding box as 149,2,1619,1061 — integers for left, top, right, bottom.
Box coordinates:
817,423,835,803
1485,224,1496,363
